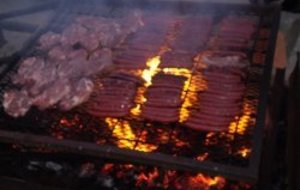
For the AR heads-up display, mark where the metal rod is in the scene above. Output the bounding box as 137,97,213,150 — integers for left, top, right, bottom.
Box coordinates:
0,129,256,182
0,1,58,20
248,5,281,178
0,21,37,33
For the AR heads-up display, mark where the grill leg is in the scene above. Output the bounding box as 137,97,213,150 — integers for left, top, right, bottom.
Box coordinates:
257,69,287,190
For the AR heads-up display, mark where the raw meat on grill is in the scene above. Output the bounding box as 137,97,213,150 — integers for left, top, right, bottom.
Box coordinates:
60,23,90,48
33,78,72,110
11,57,46,86
48,46,71,61
27,64,58,96
59,78,94,111
185,51,247,131
2,11,145,117
44,12,143,51
37,31,61,50
3,90,32,118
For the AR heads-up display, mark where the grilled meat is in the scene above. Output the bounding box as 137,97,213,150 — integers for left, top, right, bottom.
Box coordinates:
3,12,144,117
185,51,247,131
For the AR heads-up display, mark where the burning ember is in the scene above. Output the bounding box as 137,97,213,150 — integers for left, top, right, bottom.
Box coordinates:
237,147,251,158
99,162,229,190
105,117,158,152
185,174,226,190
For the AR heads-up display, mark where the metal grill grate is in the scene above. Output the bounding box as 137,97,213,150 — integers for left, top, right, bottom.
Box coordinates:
0,0,280,182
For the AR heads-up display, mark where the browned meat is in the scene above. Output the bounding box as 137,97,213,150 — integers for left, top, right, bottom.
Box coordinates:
160,52,194,68
109,72,144,85
114,48,156,59
94,87,135,97
141,111,179,123
185,49,248,132
85,73,141,118
145,87,182,99
196,99,242,109
145,97,182,108
3,90,32,117
114,57,147,68
208,39,250,50
203,73,242,85
206,81,246,92
199,106,241,117
199,90,242,103
204,86,244,98
115,63,147,70
207,16,257,52
152,74,187,85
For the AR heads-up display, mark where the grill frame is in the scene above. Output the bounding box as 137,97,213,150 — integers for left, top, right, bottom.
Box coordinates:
0,0,280,183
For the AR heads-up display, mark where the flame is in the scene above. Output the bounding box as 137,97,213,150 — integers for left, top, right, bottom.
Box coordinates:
142,56,161,87
130,56,161,117
101,163,114,174
188,174,226,190
105,118,157,152
196,152,209,161
228,102,256,135
130,87,146,117
136,168,160,187
238,147,251,158
179,74,207,123
162,68,190,78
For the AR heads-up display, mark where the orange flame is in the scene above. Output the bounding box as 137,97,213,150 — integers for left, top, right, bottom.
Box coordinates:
136,168,160,187
237,147,251,158
188,174,226,190
196,152,209,161
228,102,256,135
142,56,161,87
179,74,207,123
130,56,161,117
105,118,157,152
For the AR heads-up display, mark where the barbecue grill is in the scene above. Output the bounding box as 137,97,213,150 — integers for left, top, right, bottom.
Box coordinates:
0,0,280,189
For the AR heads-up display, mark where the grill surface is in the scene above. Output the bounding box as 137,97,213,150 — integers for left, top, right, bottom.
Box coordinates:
0,0,280,182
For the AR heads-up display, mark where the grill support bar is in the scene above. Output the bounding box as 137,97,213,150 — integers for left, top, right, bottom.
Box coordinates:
0,129,256,182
